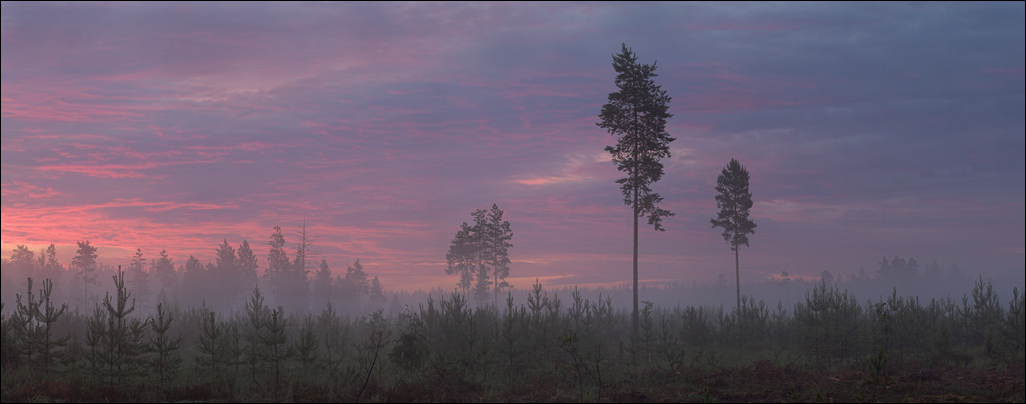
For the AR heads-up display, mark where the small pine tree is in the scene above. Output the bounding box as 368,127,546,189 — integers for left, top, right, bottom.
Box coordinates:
35,278,70,377
243,287,268,387
84,305,106,385
147,303,183,394
318,303,349,397
260,307,292,389
224,323,244,391
0,303,9,370
12,278,44,370
100,267,138,391
292,316,320,380
196,310,226,391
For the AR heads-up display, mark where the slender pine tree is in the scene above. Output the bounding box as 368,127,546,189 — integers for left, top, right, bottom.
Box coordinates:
710,158,757,311
597,43,676,335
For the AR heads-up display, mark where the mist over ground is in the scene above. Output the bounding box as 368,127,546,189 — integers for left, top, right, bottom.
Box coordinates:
3,248,1023,318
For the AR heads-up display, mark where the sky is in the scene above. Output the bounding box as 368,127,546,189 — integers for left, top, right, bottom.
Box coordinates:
2,2,1024,293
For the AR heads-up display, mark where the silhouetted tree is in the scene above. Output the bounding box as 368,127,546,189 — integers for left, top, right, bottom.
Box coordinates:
369,276,387,310
337,259,369,312
10,245,37,279
35,278,69,377
710,158,757,310
237,240,259,292
153,250,176,303
447,205,514,308
196,310,226,390
100,268,138,391
597,43,676,335
473,258,492,307
242,286,268,386
446,221,478,298
40,244,64,303
266,226,291,307
147,302,183,394
485,204,514,307
128,248,150,310
313,258,334,309
285,222,313,312
214,239,238,311
260,307,291,388
71,241,100,306
181,255,207,306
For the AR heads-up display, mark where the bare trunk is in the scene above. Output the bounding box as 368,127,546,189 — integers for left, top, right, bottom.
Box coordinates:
632,113,640,337
736,245,743,351
735,246,740,311
633,193,639,337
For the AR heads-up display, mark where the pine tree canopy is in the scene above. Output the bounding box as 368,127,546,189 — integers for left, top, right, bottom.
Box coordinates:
597,43,676,231
711,158,757,250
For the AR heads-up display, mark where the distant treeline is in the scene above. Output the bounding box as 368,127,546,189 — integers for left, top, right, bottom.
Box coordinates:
0,225,393,316
2,230,1023,320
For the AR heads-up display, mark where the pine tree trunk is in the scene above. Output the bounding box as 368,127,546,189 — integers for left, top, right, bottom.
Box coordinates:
735,246,740,311
736,245,743,351
632,154,640,336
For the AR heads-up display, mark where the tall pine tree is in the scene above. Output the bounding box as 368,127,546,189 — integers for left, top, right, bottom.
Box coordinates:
597,43,675,335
